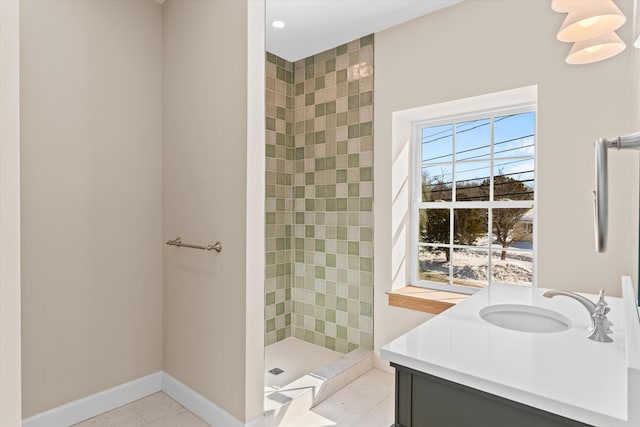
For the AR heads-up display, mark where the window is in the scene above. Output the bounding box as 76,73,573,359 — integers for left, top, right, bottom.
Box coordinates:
412,107,536,294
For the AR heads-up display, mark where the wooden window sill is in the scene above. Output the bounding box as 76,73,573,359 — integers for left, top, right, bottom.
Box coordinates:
387,286,469,315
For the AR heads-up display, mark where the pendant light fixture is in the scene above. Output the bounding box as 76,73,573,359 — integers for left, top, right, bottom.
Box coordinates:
551,0,629,65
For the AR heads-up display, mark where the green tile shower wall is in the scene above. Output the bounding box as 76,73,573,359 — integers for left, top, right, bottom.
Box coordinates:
265,35,374,353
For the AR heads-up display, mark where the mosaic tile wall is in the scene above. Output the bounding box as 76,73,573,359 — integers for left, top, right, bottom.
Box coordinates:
266,35,374,353
265,53,293,346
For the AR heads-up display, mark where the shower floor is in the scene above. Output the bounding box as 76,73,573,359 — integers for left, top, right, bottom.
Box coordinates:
265,337,343,389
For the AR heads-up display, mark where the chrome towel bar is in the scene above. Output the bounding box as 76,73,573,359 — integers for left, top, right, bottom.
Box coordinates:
166,237,222,253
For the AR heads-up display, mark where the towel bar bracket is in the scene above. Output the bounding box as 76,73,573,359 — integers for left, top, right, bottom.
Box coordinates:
166,237,222,253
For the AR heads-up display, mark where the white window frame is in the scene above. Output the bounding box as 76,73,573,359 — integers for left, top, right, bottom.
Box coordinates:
410,103,537,295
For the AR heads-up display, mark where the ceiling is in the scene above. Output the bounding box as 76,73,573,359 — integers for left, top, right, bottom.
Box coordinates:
266,0,463,62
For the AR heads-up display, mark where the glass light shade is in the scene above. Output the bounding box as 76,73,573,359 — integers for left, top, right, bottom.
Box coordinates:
551,0,592,13
557,0,626,42
566,31,626,64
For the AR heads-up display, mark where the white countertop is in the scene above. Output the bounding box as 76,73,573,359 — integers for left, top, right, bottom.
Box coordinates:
380,283,637,426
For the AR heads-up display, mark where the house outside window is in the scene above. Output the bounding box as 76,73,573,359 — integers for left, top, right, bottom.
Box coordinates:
412,106,536,294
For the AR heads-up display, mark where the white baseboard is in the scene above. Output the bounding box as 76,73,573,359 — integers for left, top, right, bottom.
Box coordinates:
22,372,162,427
22,371,265,427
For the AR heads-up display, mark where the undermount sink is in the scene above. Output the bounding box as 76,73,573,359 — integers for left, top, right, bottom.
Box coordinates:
479,304,572,333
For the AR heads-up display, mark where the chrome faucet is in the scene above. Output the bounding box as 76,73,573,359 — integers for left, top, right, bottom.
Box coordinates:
542,289,613,343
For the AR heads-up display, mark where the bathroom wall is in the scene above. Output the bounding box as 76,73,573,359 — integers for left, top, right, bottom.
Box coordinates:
265,53,294,345
265,36,375,353
20,0,163,417
0,0,21,424
163,0,265,422
373,0,639,353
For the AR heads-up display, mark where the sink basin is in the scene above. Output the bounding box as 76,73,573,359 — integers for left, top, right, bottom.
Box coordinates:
479,304,572,333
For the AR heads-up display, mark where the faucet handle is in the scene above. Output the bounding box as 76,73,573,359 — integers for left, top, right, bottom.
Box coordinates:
589,290,613,342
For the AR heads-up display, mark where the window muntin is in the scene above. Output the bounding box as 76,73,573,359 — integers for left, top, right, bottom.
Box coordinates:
413,109,535,294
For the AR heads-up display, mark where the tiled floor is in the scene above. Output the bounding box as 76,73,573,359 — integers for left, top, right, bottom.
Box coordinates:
73,368,394,427
71,392,208,427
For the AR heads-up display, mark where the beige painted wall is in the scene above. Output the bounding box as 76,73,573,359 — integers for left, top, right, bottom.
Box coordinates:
20,0,163,417
162,0,264,422
374,0,640,352
0,0,22,424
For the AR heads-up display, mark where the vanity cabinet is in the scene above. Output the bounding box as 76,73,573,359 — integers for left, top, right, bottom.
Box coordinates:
391,363,592,427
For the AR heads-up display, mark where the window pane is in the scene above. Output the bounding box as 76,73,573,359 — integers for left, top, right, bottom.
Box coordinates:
456,118,491,161
454,209,488,246
455,161,490,201
421,165,452,202
418,209,450,244
494,158,534,200
418,246,450,284
422,124,453,163
452,248,488,288
492,207,534,250
491,249,533,286
494,112,535,158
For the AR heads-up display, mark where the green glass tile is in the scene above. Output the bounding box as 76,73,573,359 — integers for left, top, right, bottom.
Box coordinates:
337,198,348,211
315,239,325,252
305,92,315,106
348,342,359,352
304,329,314,343
265,185,275,198
315,158,326,171
336,69,347,84
348,154,360,168
266,117,276,131
360,34,374,47
337,113,348,127
348,241,360,255
276,66,286,81
324,100,336,115
348,183,359,197
266,52,277,64
360,167,372,181
276,56,286,68
326,58,336,73
325,253,336,267
360,227,373,242
326,336,336,351
360,257,372,272
275,238,286,250
305,65,314,80
276,328,285,341
294,186,304,198
325,308,336,323
266,144,276,158
276,132,285,145
305,225,315,238
295,147,305,160
286,96,293,109
266,252,276,265
360,91,373,107
275,263,285,276
326,184,336,197
315,76,325,90
305,172,315,185
295,82,304,96
266,291,276,306
360,197,373,211
348,124,360,139
315,131,325,144
315,103,326,117
296,212,304,224
348,80,360,96
326,198,336,211
336,226,347,240
276,302,285,315
305,56,315,67
295,251,304,263
315,293,326,306
336,169,347,183
276,106,286,120
336,324,347,339
360,301,372,317
326,157,336,170
266,318,275,332
305,132,315,145
360,121,372,137
276,199,285,211
336,297,347,312
286,148,294,161
286,70,293,84
316,185,326,197
315,266,325,279
336,43,348,55
285,312,291,325
305,199,315,211
348,95,360,110
266,212,276,224
315,319,325,334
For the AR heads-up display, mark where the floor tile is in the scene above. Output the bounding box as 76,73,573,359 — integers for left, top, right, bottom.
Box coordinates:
129,392,183,423
144,409,209,427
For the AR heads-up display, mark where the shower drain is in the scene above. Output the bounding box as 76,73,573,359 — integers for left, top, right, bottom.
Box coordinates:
268,367,284,375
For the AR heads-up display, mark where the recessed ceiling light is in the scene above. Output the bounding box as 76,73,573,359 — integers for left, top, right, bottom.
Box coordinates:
272,20,286,29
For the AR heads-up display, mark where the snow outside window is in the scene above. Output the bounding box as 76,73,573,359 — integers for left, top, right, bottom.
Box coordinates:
412,107,536,294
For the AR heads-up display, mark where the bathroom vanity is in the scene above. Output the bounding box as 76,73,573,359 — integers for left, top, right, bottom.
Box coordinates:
381,278,640,427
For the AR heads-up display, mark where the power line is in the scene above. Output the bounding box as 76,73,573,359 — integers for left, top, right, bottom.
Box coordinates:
423,134,535,163
422,115,513,145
